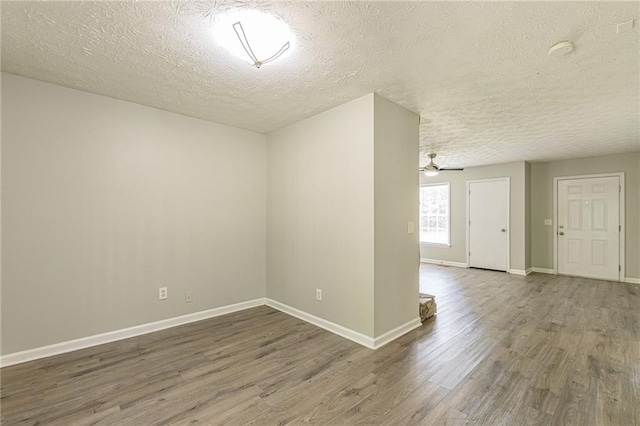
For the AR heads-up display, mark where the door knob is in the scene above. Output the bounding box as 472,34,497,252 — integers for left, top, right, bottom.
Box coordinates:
558,232,565,236
501,229,506,232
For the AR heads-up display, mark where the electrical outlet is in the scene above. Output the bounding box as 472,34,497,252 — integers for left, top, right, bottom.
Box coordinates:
159,287,168,300
185,291,193,303
316,288,322,301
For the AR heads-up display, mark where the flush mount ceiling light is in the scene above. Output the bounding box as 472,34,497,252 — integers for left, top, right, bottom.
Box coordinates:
213,10,294,68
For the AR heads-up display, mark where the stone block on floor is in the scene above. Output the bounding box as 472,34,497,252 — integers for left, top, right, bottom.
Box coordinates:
419,293,437,322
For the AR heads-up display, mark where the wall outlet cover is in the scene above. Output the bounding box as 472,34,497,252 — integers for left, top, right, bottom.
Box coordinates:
159,287,168,300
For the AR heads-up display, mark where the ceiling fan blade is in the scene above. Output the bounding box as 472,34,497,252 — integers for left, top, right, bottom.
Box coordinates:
439,168,464,171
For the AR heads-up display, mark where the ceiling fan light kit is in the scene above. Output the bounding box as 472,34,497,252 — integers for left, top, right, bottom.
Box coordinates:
420,153,464,176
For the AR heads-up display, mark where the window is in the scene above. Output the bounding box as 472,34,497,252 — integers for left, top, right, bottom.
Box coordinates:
420,183,450,246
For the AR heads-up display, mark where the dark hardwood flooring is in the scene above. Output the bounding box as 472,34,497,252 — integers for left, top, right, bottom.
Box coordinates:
1,265,639,425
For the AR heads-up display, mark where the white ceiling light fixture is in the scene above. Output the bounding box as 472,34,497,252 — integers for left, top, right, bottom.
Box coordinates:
420,153,464,177
213,10,294,68
422,155,439,176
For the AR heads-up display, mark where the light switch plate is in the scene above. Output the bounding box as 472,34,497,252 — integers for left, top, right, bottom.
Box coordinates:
408,221,415,234
544,219,552,226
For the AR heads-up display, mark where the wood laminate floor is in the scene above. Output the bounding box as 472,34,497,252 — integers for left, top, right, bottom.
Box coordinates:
1,265,639,425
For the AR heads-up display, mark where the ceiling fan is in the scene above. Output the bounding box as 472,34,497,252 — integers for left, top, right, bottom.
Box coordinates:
419,153,464,176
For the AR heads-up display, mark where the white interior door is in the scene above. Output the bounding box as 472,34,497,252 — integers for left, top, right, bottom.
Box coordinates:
468,179,509,271
557,176,620,281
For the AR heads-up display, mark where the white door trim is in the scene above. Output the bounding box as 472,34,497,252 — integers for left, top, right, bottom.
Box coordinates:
466,177,510,271
553,172,625,281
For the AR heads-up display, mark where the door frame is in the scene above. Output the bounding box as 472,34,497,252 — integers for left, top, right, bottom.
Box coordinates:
552,172,625,281
466,177,510,270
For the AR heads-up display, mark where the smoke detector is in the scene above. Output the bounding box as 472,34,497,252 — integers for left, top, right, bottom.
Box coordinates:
549,41,574,57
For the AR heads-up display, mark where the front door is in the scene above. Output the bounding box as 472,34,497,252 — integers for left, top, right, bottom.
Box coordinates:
468,178,509,271
557,176,620,281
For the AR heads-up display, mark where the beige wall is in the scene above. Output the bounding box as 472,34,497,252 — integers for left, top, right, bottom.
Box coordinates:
1,74,267,354
267,93,420,338
373,95,420,336
525,162,532,270
0,74,3,357
420,161,528,271
530,152,640,279
266,94,376,336
421,153,638,279
6,72,633,360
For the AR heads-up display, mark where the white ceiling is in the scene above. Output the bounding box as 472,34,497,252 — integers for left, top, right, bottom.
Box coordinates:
2,1,639,168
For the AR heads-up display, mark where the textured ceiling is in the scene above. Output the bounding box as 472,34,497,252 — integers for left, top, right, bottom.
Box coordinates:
2,1,639,168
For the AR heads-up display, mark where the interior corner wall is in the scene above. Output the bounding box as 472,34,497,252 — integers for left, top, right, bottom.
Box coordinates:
419,161,527,271
0,72,3,358
1,73,267,355
525,162,532,270
530,152,640,279
266,94,376,337
373,95,419,336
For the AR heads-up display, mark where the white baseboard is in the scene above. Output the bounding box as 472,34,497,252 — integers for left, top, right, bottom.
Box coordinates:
265,298,375,349
0,298,266,368
2,296,427,367
527,269,638,283
373,317,422,349
265,298,421,350
508,269,532,276
531,267,555,274
420,258,468,268
527,268,638,284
